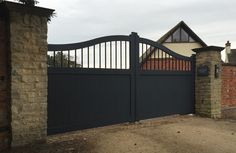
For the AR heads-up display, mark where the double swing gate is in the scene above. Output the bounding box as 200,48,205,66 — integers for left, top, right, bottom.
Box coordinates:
47,32,195,135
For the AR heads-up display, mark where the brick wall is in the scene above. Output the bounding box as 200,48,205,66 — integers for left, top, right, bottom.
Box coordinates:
221,64,236,108
141,58,191,71
0,15,10,151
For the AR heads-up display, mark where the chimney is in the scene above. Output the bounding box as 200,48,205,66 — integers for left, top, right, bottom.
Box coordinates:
225,41,231,63
225,41,231,54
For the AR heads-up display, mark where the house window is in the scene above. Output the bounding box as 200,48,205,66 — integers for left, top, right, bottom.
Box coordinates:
165,28,195,43
172,28,181,42
165,36,172,42
189,36,195,42
181,29,188,42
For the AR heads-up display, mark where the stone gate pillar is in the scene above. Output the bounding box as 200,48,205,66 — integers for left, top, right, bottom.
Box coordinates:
0,1,54,147
193,46,224,118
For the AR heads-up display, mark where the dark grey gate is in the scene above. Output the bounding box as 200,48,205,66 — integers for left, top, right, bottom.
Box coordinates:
47,32,195,135
136,37,195,120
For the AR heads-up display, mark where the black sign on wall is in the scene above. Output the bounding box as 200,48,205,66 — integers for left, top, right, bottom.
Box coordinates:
197,65,209,76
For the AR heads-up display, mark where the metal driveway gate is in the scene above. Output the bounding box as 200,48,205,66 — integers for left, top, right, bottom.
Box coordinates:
47,32,195,135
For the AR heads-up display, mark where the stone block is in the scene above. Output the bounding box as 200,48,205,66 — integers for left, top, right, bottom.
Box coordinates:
193,46,223,118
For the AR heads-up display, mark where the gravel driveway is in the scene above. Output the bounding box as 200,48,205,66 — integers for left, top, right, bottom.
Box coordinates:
5,115,236,153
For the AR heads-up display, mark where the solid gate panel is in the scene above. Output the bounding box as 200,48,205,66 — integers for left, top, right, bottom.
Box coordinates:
136,73,194,120
47,33,195,135
48,71,131,135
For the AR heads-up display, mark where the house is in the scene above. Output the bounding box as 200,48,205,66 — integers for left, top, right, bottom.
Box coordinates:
225,41,236,64
141,21,207,70
157,21,207,56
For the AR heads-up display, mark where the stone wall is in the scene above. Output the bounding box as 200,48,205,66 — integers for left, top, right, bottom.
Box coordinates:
0,12,10,151
0,1,54,147
221,64,236,108
193,46,224,118
10,11,48,146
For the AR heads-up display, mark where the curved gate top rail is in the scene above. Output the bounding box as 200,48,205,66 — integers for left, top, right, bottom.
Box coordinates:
48,35,131,51
139,37,193,61
47,32,195,71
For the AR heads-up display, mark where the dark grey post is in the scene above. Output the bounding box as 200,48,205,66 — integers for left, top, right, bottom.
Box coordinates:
129,32,139,122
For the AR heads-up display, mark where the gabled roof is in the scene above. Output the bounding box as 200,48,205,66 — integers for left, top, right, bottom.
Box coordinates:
228,49,236,64
157,21,207,47
140,21,207,63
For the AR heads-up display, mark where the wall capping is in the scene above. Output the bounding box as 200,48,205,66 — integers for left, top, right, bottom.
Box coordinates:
222,63,236,66
0,1,54,19
192,46,224,53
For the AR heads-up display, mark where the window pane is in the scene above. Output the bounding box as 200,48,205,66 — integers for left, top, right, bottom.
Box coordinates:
172,28,180,42
189,36,195,42
181,28,188,42
165,36,172,42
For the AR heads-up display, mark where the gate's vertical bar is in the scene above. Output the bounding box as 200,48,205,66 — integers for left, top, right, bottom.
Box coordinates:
75,49,77,68
68,50,70,68
165,52,167,70
141,43,143,70
157,49,159,70
172,56,174,70
110,42,112,69
81,48,83,68
115,41,117,69
120,41,122,69
146,44,148,70
154,47,156,70
161,50,163,70
125,41,127,69
99,44,101,68
168,54,170,70
53,51,55,67
105,42,107,69
94,45,96,68
175,58,179,71
88,47,89,68
129,32,139,122
60,51,63,68
150,46,153,70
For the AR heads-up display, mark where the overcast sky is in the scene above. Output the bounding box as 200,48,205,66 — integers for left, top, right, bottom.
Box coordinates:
19,0,236,48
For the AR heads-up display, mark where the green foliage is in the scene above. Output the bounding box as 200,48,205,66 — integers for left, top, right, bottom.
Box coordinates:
16,0,39,6
15,0,56,22
47,52,81,68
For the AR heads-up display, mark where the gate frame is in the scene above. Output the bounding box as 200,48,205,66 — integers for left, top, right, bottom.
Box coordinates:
47,32,196,134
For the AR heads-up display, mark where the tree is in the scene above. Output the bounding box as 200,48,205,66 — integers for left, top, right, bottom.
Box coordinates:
15,0,55,22
16,0,39,6
47,52,81,68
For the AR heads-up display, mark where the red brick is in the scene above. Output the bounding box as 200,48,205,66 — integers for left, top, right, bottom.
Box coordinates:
141,58,191,71
222,65,236,108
